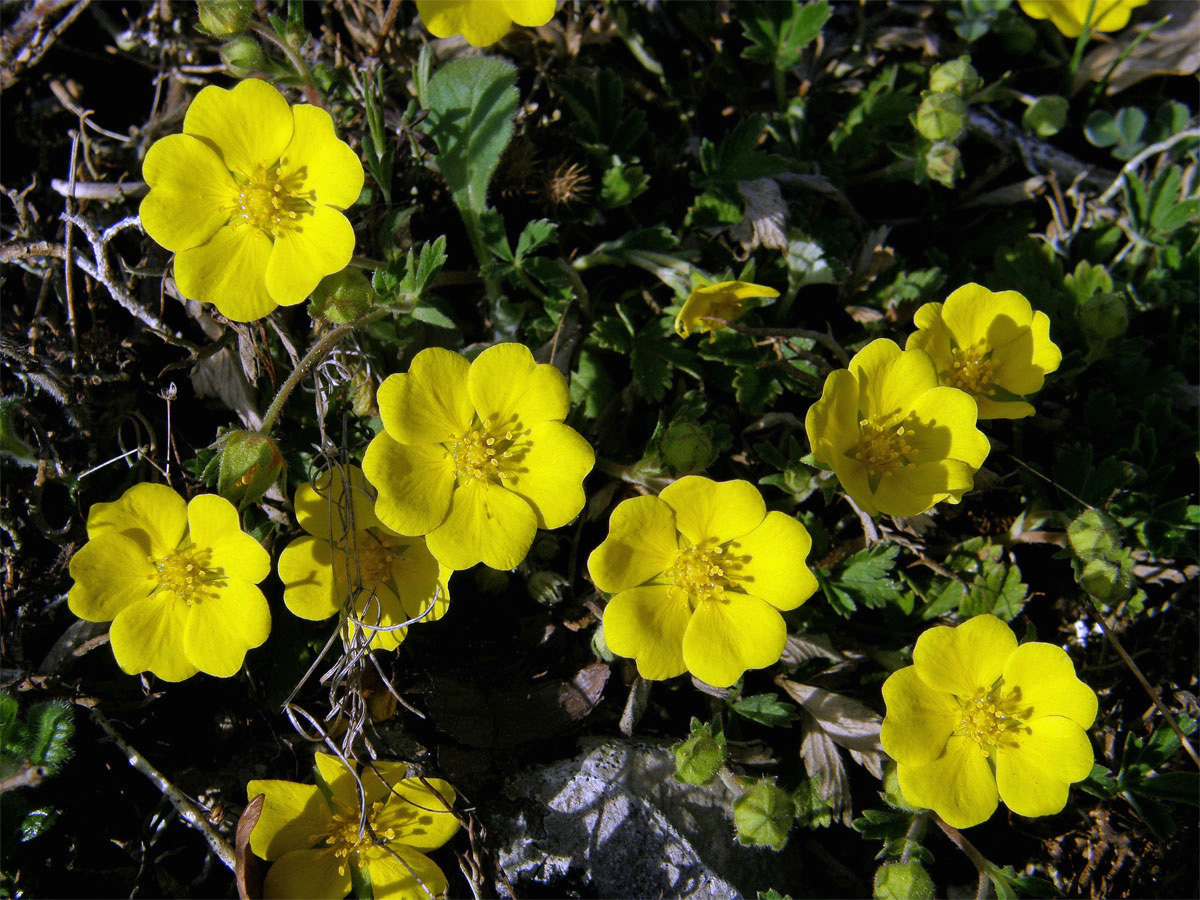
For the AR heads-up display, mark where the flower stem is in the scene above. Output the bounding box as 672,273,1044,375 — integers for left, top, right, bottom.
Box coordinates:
250,23,320,106
899,810,930,863
932,814,993,898
257,309,388,437
1065,0,1099,87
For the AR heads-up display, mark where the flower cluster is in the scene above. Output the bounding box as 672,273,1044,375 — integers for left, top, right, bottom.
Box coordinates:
140,78,363,321
247,751,459,899
881,615,1097,828
588,476,817,687
68,483,271,681
806,283,1060,517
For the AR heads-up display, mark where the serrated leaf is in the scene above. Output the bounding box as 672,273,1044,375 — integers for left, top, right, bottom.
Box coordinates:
515,219,558,262
961,562,1027,621
731,693,801,727
411,305,457,329
733,366,783,416
824,545,905,612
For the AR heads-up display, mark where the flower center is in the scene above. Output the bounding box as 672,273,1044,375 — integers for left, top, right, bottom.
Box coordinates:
956,686,1026,755
945,345,995,395
323,801,396,877
446,418,523,484
669,544,732,604
352,532,396,587
146,548,215,605
853,417,916,477
231,167,311,236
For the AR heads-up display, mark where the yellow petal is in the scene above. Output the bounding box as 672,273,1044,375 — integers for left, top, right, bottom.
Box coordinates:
897,735,998,828
279,536,339,620
850,340,940,422
371,777,460,850
503,420,593,530
425,478,537,570
587,495,679,593
186,494,270,582
182,581,271,677
278,104,363,209
140,134,237,252
660,476,765,546
363,845,449,899
85,482,187,554
183,79,293,177
602,585,690,681
350,582,408,651
905,386,989,470
295,464,380,542
1002,642,1097,728
995,716,1094,818
726,511,817,611
682,592,786,688
880,666,959,768
245,779,330,860
378,349,474,446
805,368,861,468
941,283,1032,347
974,396,1036,421
384,536,449,623
173,223,277,321
69,533,156,622
262,848,350,900
314,751,360,810
363,434,456,537
265,205,356,307
417,0,513,46
468,343,569,432
913,614,1017,698
502,0,558,26
870,459,977,517
109,595,197,682
360,761,410,804
1028,311,1062,374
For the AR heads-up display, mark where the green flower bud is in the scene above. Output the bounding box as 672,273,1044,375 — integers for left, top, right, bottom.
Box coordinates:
915,92,967,143
733,779,795,851
881,761,918,812
929,56,982,97
1079,558,1130,603
924,141,963,188
1078,292,1128,342
218,36,266,78
197,0,255,36
349,363,377,419
658,419,715,476
591,622,615,662
213,430,285,509
874,861,935,900
1067,509,1123,561
309,269,378,325
671,720,726,786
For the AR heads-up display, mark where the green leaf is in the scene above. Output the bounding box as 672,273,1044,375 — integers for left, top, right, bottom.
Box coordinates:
733,366,783,416
1022,95,1069,138
821,545,905,616
792,776,833,829
874,861,935,900
410,305,458,329
600,163,650,209
695,114,789,188
961,561,1027,621
1132,771,1200,806
730,693,801,728
921,579,966,620
560,69,646,157
515,219,558,263
570,350,615,419
741,1,831,70
423,57,519,218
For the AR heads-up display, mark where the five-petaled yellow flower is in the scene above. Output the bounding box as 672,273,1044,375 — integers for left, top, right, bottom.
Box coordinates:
68,483,270,681
362,343,594,571
416,0,557,47
140,78,363,322
247,751,459,899
277,465,451,651
589,477,818,688
881,614,1097,828
906,283,1062,420
674,281,780,341
1017,0,1148,38
805,339,990,518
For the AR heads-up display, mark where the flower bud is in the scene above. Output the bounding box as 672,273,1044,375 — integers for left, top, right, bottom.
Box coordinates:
197,0,254,36
1079,558,1131,604
214,430,285,509
874,861,935,900
881,761,918,811
915,92,967,143
672,720,726,785
924,141,963,188
658,419,715,476
219,36,266,78
591,623,616,662
733,778,795,851
929,56,982,97
309,269,378,325
1067,509,1122,561
1078,292,1128,342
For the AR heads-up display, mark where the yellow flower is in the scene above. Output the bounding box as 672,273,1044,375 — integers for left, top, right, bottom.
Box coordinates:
416,0,557,47
805,339,990,518
906,283,1062,420
1017,0,1148,38
67,483,270,681
362,343,594,571
881,614,1097,828
588,477,818,688
674,281,780,340
277,465,451,651
247,751,459,899
140,78,363,322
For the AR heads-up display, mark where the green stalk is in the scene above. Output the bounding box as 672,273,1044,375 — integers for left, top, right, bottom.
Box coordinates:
1065,0,1099,87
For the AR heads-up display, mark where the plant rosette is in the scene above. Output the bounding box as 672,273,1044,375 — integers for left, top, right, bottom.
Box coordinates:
362,343,594,571
588,476,817,688
140,78,363,321
277,465,451,651
880,614,1097,828
68,483,270,681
